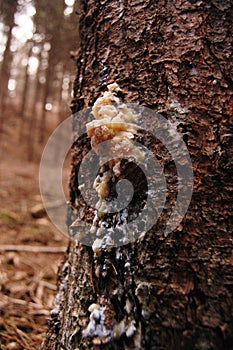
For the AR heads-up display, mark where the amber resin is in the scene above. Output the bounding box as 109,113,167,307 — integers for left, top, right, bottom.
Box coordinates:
86,83,145,252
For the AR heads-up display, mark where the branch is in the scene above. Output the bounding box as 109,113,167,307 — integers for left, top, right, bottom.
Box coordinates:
0,245,67,253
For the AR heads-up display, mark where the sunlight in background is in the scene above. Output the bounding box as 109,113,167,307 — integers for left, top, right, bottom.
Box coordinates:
64,7,73,16
28,56,39,75
0,0,74,60
0,1,36,58
0,23,7,62
12,2,36,48
65,0,75,5
8,78,16,91
0,0,75,119
45,103,53,111
64,0,75,16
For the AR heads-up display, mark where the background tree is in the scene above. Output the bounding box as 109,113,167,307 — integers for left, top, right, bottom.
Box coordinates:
41,0,232,349
0,0,18,135
0,0,78,159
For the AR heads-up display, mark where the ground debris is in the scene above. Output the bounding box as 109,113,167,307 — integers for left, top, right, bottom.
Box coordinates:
0,157,69,349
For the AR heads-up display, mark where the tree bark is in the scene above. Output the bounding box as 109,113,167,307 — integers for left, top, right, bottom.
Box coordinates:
41,1,233,349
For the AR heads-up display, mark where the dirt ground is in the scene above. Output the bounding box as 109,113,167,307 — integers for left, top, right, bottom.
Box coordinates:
0,127,70,349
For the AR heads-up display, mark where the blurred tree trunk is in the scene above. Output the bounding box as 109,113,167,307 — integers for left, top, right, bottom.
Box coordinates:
27,48,43,161
58,66,65,123
41,1,233,349
39,46,53,143
0,0,18,137
19,44,33,142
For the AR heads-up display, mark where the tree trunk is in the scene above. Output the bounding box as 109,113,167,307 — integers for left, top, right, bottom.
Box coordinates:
58,66,65,123
41,1,233,349
27,48,43,161
0,0,17,137
19,44,33,142
39,48,53,143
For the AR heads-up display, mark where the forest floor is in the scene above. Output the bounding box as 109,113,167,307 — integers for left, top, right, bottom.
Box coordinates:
0,117,70,349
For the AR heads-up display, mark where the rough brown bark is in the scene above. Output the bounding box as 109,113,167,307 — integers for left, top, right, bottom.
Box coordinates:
41,1,233,349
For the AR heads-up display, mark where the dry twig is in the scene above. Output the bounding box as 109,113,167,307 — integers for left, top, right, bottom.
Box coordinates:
0,245,67,253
